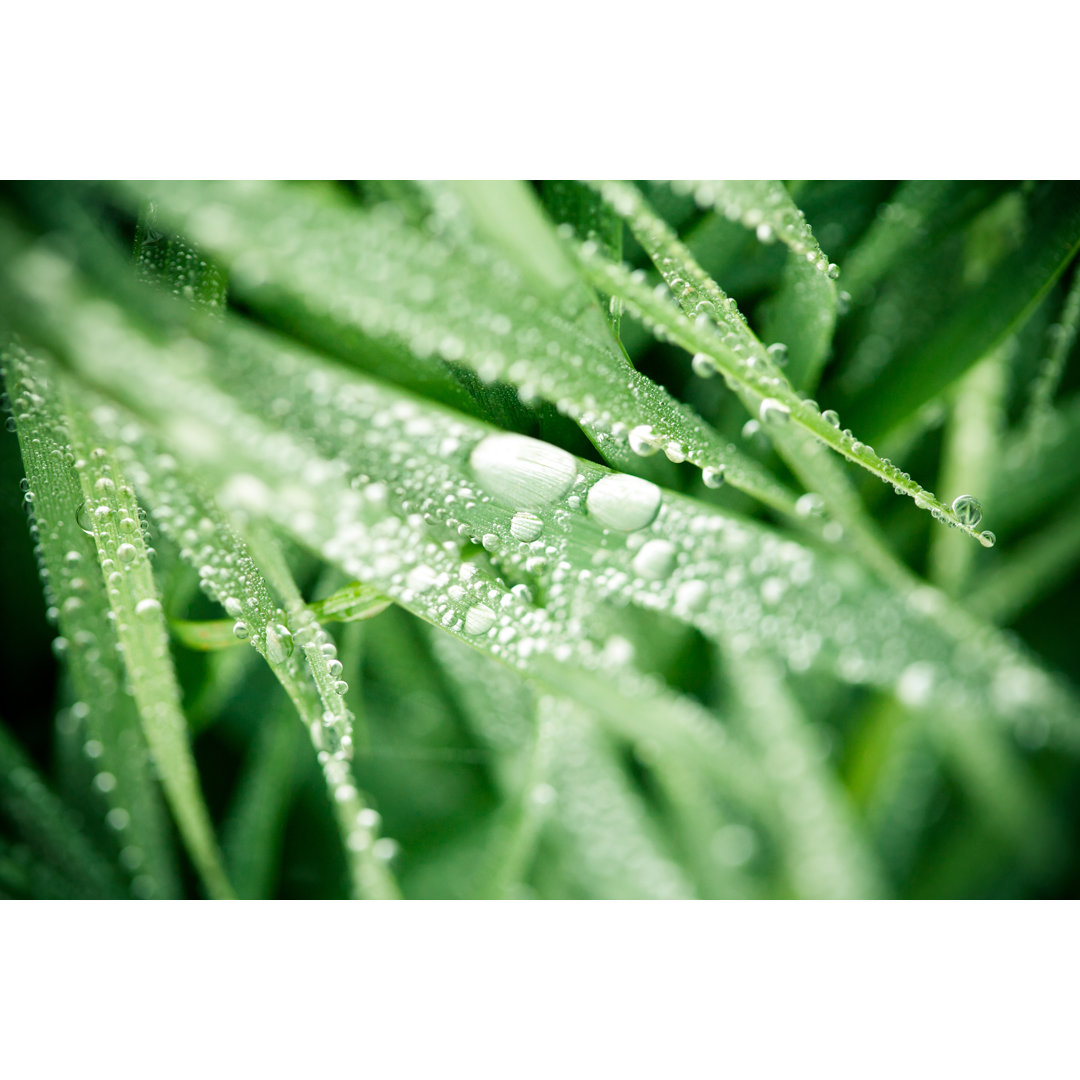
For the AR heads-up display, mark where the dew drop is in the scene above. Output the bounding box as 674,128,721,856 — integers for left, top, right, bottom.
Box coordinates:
759,398,790,426
691,352,716,378
117,543,137,562
232,620,249,640
586,474,661,532
464,603,496,636
951,494,983,528
134,597,161,616
703,466,726,489
766,342,788,366
265,623,294,664
510,510,544,543
628,424,660,457
675,579,708,612
470,433,576,509
978,530,996,549
632,538,676,580
822,409,840,427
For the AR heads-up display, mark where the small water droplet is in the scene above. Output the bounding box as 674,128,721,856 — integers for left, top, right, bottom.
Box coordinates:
632,538,676,580
265,623,294,664
766,342,788,366
117,543,137,562
233,620,249,640
464,603,496,636
510,510,544,543
628,424,661,457
978,530,996,549
134,597,161,616
703,466,726,489
822,409,840,427
759,398,790,426
691,352,716,378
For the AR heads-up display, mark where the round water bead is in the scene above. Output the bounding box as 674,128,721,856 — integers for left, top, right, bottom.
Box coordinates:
950,494,983,529
464,603,496,636
758,398,791,425
628,424,661,457
510,510,544,543
586,474,662,532
632,538,676,580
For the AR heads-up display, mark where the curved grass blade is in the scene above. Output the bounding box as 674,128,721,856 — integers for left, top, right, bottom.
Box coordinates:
110,179,802,521
1,343,178,898
61,393,233,899
579,179,995,549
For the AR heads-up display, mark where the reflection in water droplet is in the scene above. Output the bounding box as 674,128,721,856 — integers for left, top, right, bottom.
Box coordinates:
951,494,983,529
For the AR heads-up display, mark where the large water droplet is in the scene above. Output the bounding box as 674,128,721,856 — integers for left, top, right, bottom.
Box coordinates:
951,494,983,528
586,474,661,532
470,434,576,509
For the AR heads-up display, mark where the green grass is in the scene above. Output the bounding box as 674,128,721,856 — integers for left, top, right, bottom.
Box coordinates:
0,180,1078,899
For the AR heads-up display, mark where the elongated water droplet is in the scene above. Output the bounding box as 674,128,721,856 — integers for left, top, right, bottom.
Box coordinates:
586,474,661,532
470,434,576,509
950,494,983,529
265,623,293,664
134,597,161,616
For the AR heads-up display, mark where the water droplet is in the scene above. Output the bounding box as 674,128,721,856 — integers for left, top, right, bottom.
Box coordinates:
586,474,661,532
93,772,117,793
766,342,788,366
675,579,708,612
758,398,790,425
827,263,840,280
333,679,349,695
106,808,130,831
75,503,94,535
795,493,825,517
464,603,496,636
628,424,660,456
664,442,686,463
691,352,716,378
233,620,249,640
117,543,137,562
265,623,293,664
978,530,996,549
632,538,676,580
951,494,983,528
822,409,840,427
703,466,726,489
470,434,576,509
510,510,544,543
134,597,161,616
223,597,243,618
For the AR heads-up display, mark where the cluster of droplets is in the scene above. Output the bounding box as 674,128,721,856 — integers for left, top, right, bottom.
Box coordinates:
665,180,840,279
